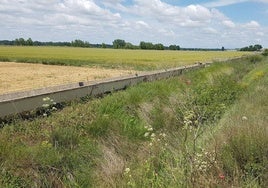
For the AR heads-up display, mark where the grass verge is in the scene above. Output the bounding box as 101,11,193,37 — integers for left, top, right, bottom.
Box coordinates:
0,55,267,187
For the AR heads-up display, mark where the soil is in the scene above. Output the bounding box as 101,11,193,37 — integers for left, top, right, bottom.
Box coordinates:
0,62,138,94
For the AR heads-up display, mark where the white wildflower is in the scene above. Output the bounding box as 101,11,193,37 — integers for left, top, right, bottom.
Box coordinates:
242,116,248,121
144,132,150,137
43,97,50,102
42,104,50,108
52,107,57,111
124,168,130,174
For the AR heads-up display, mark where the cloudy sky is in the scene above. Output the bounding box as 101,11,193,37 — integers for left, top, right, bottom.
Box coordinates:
0,0,268,48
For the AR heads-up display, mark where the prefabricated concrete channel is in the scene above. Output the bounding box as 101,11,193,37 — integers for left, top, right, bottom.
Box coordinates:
0,63,209,118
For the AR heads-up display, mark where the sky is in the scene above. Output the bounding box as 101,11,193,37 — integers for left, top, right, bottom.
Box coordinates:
0,0,268,48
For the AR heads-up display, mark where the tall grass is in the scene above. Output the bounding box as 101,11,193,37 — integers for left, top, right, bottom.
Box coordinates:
0,55,267,187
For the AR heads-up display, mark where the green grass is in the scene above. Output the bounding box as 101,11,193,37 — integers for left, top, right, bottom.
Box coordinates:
0,55,267,187
0,46,250,70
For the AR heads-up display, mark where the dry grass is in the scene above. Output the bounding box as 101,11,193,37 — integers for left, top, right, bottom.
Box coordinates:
0,62,137,94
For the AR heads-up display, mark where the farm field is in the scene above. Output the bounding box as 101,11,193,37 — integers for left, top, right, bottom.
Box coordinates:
0,46,250,70
0,62,136,94
0,46,250,94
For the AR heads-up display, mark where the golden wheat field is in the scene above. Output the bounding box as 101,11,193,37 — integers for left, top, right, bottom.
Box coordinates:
0,62,137,94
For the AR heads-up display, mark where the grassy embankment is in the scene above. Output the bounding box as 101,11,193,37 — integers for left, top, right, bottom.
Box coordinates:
0,54,267,187
0,46,249,70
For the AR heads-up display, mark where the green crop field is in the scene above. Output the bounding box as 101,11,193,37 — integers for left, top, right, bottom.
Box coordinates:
0,46,250,70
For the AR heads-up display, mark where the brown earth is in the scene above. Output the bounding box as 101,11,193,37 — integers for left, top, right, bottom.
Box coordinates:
0,62,138,94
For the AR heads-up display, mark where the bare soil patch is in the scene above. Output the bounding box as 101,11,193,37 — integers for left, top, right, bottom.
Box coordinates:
0,62,138,94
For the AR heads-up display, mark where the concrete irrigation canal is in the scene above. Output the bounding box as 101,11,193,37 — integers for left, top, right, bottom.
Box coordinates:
0,63,210,118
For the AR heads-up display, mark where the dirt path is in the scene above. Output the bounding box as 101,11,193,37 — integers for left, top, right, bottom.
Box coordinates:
0,62,138,94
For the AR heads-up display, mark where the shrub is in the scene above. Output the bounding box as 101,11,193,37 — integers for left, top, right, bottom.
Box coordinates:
262,49,268,56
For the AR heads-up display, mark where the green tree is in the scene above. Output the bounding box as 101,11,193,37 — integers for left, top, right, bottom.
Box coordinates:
262,49,268,56
169,45,180,50
19,38,26,46
26,38,33,46
253,44,262,51
113,39,126,49
125,42,138,49
140,41,154,50
14,38,20,46
169,45,177,50
101,43,107,48
71,39,90,48
140,41,146,49
15,38,26,46
154,43,164,50
240,44,263,51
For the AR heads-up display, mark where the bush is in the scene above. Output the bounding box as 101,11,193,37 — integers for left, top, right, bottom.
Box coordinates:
262,49,268,56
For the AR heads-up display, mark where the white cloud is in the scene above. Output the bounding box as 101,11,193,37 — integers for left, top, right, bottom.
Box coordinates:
136,21,151,29
244,20,260,28
131,1,213,26
203,0,249,8
222,20,236,28
256,31,265,36
0,0,267,48
203,0,268,8
203,27,219,34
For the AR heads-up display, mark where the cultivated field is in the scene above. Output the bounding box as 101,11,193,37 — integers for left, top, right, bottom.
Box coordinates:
0,46,250,70
0,62,136,94
0,46,250,94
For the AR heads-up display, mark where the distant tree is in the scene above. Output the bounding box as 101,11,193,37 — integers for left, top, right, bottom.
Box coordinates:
19,38,26,46
262,49,268,56
71,39,90,48
169,45,180,50
101,43,107,48
15,38,26,46
14,38,20,45
222,46,225,51
26,38,33,46
253,44,262,51
125,42,138,49
72,39,83,47
140,41,146,49
169,45,176,50
84,41,91,48
113,39,126,49
240,44,262,51
139,41,155,50
154,43,164,50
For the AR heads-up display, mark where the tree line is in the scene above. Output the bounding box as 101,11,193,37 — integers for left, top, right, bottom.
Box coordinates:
240,44,263,51
0,38,182,50
0,38,239,51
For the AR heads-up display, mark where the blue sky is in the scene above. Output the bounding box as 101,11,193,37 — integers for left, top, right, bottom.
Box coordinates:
0,0,267,48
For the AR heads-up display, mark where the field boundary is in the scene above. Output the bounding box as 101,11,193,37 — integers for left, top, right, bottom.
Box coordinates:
0,63,210,118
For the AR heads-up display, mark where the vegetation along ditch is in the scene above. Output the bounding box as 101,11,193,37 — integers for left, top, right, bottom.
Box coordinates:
0,54,267,187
